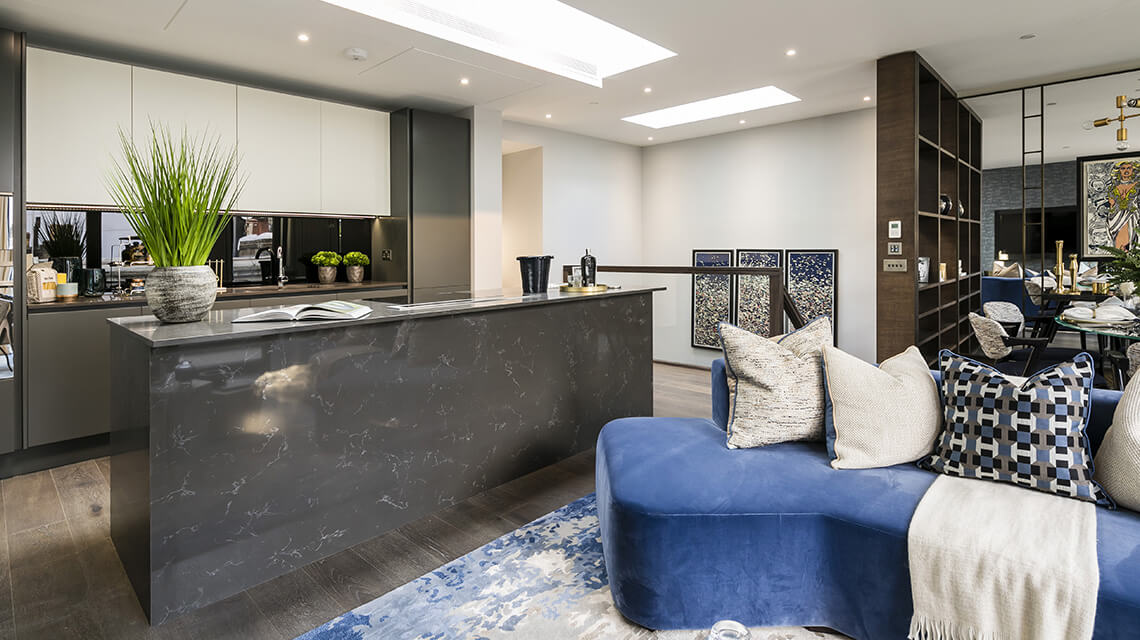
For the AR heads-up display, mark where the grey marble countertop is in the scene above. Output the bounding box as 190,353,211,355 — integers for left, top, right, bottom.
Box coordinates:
108,286,663,348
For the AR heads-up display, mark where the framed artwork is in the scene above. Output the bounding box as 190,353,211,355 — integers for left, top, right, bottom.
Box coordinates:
785,250,838,344
734,250,783,337
1077,152,1140,259
691,250,734,350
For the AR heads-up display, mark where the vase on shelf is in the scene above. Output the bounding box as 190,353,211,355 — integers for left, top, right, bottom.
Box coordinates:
939,194,952,215
917,257,930,284
317,266,337,284
346,265,364,283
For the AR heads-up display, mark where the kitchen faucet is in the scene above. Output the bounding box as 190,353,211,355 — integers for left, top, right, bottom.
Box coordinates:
276,246,288,288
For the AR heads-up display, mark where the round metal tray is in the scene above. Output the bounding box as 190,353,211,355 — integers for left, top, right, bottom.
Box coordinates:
559,284,609,293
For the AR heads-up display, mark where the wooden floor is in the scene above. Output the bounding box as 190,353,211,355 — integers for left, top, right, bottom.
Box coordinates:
0,362,711,639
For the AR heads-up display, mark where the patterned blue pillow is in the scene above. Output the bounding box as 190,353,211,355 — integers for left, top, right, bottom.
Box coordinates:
919,350,1113,506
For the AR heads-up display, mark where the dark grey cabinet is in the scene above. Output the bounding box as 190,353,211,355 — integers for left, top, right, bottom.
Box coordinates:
388,109,471,303
26,307,143,447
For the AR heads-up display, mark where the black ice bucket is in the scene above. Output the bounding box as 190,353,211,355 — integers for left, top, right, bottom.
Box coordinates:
517,255,554,294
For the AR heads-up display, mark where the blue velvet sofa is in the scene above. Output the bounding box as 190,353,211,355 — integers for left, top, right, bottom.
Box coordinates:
596,359,1140,639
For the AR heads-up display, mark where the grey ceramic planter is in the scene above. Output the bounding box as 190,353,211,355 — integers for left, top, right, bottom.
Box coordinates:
317,266,337,284
145,265,218,323
346,265,364,283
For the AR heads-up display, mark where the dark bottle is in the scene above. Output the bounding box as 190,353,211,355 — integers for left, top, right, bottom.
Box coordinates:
580,249,597,286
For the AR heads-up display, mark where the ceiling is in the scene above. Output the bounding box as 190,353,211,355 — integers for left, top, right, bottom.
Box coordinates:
1,0,1139,147
966,71,1140,169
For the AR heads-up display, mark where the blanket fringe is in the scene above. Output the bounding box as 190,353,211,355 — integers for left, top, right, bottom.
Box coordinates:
909,616,1002,640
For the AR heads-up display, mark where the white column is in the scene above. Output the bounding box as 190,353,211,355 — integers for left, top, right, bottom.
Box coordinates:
457,106,503,292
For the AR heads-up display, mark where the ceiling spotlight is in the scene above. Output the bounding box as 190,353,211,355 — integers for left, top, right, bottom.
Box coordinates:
297,33,310,42
647,136,653,141
863,96,871,102
644,87,652,93
1019,33,1037,40
739,119,746,124
460,77,470,85
785,49,796,56
1046,101,1056,106
545,113,552,119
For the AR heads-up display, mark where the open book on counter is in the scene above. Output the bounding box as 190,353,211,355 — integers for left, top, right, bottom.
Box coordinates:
233,300,373,323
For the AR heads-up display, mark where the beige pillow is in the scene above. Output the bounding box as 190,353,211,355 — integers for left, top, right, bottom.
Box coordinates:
994,262,1022,278
1094,374,1140,511
719,317,832,449
821,345,941,469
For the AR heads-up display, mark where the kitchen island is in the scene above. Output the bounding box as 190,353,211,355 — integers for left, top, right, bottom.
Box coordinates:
108,287,658,624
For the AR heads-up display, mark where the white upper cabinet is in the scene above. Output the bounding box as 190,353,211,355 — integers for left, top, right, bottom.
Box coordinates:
132,67,237,155
236,86,321,213
27,50,390,214
26,49,132,205
320,102,390,216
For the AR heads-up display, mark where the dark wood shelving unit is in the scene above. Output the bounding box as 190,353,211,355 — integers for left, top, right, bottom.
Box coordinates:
877,52,983,366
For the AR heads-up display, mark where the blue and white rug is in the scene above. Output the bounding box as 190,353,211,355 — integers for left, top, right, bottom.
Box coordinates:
296,494,845,640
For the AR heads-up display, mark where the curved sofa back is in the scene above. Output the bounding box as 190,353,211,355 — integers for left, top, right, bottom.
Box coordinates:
709,357,1123,454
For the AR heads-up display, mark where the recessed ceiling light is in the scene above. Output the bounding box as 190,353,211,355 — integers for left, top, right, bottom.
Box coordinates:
1063,145,1071,149
1019,33,1036,40
1046,101,1056,106
644,87,652,93
545,113,552,119
863,95,871,102
622,86,800,129
647,136,653,141
785,48,796,56
739,119,746,124
318,0,676,87
297,33,310,42
460,77,470,85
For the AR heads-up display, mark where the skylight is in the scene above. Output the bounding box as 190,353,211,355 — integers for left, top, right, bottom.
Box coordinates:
318,0,676,87
622,87,801,129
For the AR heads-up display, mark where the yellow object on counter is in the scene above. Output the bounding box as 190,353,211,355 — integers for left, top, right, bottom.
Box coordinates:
56,273,67,284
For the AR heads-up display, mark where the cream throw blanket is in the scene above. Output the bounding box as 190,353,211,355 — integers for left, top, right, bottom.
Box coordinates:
908,475,1098,640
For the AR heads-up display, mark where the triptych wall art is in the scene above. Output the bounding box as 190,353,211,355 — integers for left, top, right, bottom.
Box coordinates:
690,248,839,350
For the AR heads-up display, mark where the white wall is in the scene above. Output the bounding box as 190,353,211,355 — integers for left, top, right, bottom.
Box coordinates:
500,122,643,275
641,109,877,365
458,106,504,292
501,147,543,290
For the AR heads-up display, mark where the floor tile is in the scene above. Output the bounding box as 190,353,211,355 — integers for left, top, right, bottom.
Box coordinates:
2,470,65,534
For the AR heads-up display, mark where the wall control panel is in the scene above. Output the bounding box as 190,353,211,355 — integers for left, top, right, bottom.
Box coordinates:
883,259,907,272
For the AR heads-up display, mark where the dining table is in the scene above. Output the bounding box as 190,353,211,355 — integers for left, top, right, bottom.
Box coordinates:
1054,316,1140,389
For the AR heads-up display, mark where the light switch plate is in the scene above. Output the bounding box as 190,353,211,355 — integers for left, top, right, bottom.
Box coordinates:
887,242,903,256
888,220,902,239
883,259,907,272
381,249,393,261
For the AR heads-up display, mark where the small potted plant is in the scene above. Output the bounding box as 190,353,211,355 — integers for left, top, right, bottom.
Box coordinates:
311,251,342,284
343,251,370,283
39,212,86,283
1100,245,1140,299
107,124,244,323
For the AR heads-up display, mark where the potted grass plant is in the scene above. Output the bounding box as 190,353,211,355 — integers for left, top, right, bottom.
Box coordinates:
343,251,369,283
311,251,342,284
38,212,86,283
107,124,245,322
1100,245,1140,298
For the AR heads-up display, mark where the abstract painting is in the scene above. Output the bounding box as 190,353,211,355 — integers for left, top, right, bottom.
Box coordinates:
785,250,838,343
735,250,782,337
1078,152,1140,258
692,250,733,349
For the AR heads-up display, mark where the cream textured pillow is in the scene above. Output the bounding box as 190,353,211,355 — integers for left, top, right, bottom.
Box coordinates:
821,345,941,469
719,317,832,449
1094,374,1140,512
